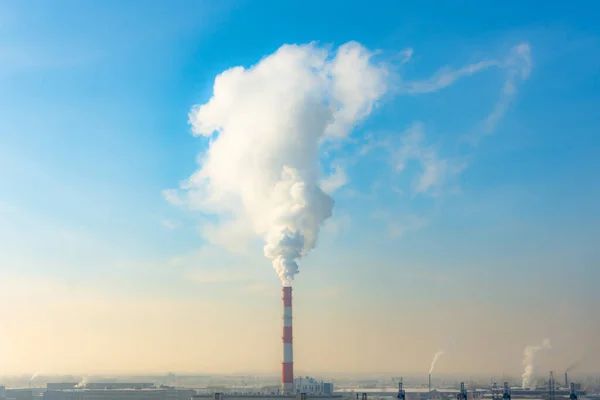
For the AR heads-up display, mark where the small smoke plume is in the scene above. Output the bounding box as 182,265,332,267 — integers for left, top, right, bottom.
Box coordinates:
429,351,445,374
29,372,40,381
566,347,600,372
74,377,88,389
521,338,551,389
567,361,580,373
170,41,388,286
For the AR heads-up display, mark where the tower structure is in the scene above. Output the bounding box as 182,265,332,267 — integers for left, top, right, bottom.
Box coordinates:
492,382,500,400
397,380,406,400
569,382,578,400
502,382,511,400
457,382,467,400
282,286,294,393
549,372,556,400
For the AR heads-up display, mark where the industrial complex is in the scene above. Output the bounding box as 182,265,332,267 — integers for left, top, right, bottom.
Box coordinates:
0,375,593,400
1,287,597,400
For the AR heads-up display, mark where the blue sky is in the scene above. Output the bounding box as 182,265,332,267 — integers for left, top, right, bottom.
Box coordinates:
1,0,599,375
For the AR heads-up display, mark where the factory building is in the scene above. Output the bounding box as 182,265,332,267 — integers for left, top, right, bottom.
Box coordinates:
84,385,155,391
47,385,78,391
5,390,34,400
43,389,193,400
293,377,333,395
193,394,343,400
46,384,155,391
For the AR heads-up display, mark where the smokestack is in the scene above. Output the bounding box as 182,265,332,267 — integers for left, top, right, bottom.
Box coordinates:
282,286,294,393
429,374,432,392
565,373,568,388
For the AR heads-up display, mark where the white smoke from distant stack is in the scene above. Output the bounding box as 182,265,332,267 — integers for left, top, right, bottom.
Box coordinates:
521,338,551,389
174,41,389,285
429,351,445,374
74,377,88,389
29,372,40,381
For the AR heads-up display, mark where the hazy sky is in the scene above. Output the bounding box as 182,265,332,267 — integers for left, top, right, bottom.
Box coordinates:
1,0,599,379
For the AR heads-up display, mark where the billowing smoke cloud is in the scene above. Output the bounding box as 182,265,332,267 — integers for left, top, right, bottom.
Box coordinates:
429,351,444,374
521,338,551,389
169,41,388,286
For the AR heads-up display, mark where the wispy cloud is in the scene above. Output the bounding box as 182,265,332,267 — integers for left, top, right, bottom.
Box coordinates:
322,212,352,236
466,43,532,144
161,189,185,207
393,122,466,196
357,43,530,199
388,214,430,238
161,219,181,231
320,164,348,194
401,59,500,94
395,124,446,193
399,48,414,64
484,44,531,131
200,217,258,255
372,210,430,238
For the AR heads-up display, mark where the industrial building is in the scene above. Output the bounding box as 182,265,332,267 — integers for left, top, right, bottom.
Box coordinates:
45,385,155,391
43,389,193,400
293,378,333,396
192,394,343,400
84,385,155,391
47,385,79,392
5,389,34,400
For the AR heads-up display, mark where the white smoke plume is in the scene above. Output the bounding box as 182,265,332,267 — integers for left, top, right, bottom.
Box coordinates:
429,351,445,374
521,338,551,389
74,377,88,389
29,372,40,381
171,41,388,286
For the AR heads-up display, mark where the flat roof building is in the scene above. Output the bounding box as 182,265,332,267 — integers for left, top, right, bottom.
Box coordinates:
44,390,193,400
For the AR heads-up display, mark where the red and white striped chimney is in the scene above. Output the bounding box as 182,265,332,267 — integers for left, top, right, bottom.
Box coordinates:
282,286,294,393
